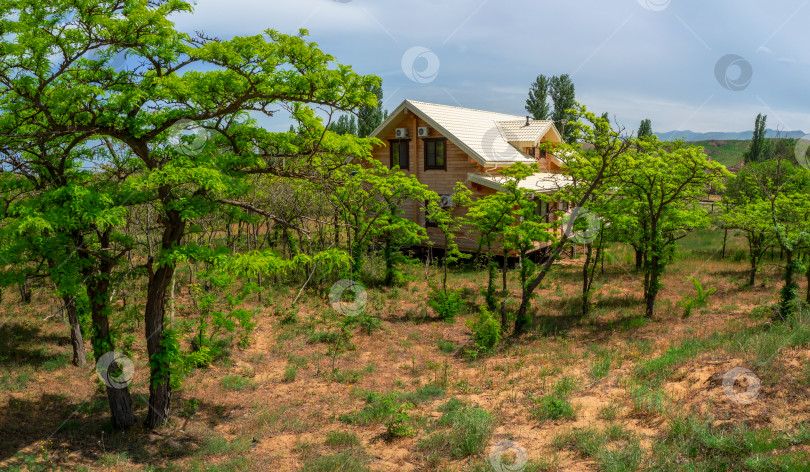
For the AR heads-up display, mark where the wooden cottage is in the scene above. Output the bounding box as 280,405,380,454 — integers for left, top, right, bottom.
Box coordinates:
369,100,571,252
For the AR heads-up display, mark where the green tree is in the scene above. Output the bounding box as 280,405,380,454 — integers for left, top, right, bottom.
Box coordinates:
620,139,729,318
328,114,358,136
357,84,386,138
0,0,380,429
525,75,552,120
721,163,777,286
510,105,633,335
744,113,770,163
638,119,653,139
550,74,577,144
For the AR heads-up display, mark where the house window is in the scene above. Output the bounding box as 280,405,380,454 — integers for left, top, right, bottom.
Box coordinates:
424,138,446,170
389,139,410,170
527,147,536,157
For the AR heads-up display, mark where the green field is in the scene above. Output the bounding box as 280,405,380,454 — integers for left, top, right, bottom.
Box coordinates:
688,140,749,168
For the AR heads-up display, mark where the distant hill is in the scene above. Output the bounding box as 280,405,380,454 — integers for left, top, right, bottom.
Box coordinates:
656,129,806,141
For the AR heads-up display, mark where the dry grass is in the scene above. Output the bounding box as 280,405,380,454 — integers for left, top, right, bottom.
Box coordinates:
0,229,808,471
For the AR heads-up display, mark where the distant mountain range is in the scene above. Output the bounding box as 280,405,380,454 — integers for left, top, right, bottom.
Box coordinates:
655,129,807,141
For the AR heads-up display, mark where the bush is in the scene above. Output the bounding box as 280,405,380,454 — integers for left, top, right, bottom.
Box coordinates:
428,288,464,321
679,277,716,318
467,307,501,351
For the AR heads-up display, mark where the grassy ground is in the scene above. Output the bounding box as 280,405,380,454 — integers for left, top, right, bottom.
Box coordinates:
688,140,748,168
1,228,808,471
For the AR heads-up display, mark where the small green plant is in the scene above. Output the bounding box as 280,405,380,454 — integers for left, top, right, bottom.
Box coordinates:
283,365,298,383
437,338,458,353
221,374,256,391
531,377,578,421
417,398,494,459
679,277,717,318
428,288,464,321
383,398,415,438
467,306,502,351
324,431,361,449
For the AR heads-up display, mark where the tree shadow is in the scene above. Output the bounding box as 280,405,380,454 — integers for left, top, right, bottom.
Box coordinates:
0,322,70,366
0,391,209,468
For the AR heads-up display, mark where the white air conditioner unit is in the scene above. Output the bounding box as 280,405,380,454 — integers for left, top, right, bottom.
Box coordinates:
395,128,408,138
417,126,430,137
439,194,454,208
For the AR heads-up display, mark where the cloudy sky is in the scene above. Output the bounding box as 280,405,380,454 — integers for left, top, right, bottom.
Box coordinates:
173,0,810,134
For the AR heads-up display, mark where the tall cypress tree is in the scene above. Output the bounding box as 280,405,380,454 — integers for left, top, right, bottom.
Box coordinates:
638,119,653,139
744,114,769,163
525,75,552,120
549,74,576,143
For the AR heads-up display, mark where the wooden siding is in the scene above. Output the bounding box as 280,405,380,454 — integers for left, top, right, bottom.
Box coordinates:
371,112,562,253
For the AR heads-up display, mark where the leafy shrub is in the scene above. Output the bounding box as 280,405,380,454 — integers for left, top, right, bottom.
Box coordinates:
382,395,415,438
467,307,501,351
732,249,747,262
680,277,717,318
437,338,457,354
428,288,464,321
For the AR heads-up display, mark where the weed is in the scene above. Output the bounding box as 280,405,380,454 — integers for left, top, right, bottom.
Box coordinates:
220,375,257,391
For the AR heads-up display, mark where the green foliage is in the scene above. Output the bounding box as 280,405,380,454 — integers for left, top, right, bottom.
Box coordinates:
418,399,494,459
638,118,653,139
220,374,257,391
531,377,578,421
381,395,416,438
744,113,770,163
554,425,643,472
428,288,464,321
301,449,370,472
680,277,717,317
466,307,501,351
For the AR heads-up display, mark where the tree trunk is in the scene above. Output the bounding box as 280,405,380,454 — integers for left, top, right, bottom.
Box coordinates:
634,248,643,270
63,295,86,367
19,277,31,304
749,256,757,287
582,244,593,316
145,203,185,429
86,270,136,430
644,252,661,318
721,228,728,259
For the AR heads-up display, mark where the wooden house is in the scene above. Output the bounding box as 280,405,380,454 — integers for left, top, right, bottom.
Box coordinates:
369,100,571,252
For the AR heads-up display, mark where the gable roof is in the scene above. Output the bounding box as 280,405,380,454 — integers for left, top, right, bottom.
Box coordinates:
370,100,562,167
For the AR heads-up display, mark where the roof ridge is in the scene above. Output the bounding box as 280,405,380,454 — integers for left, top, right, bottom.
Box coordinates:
405,99,525,119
